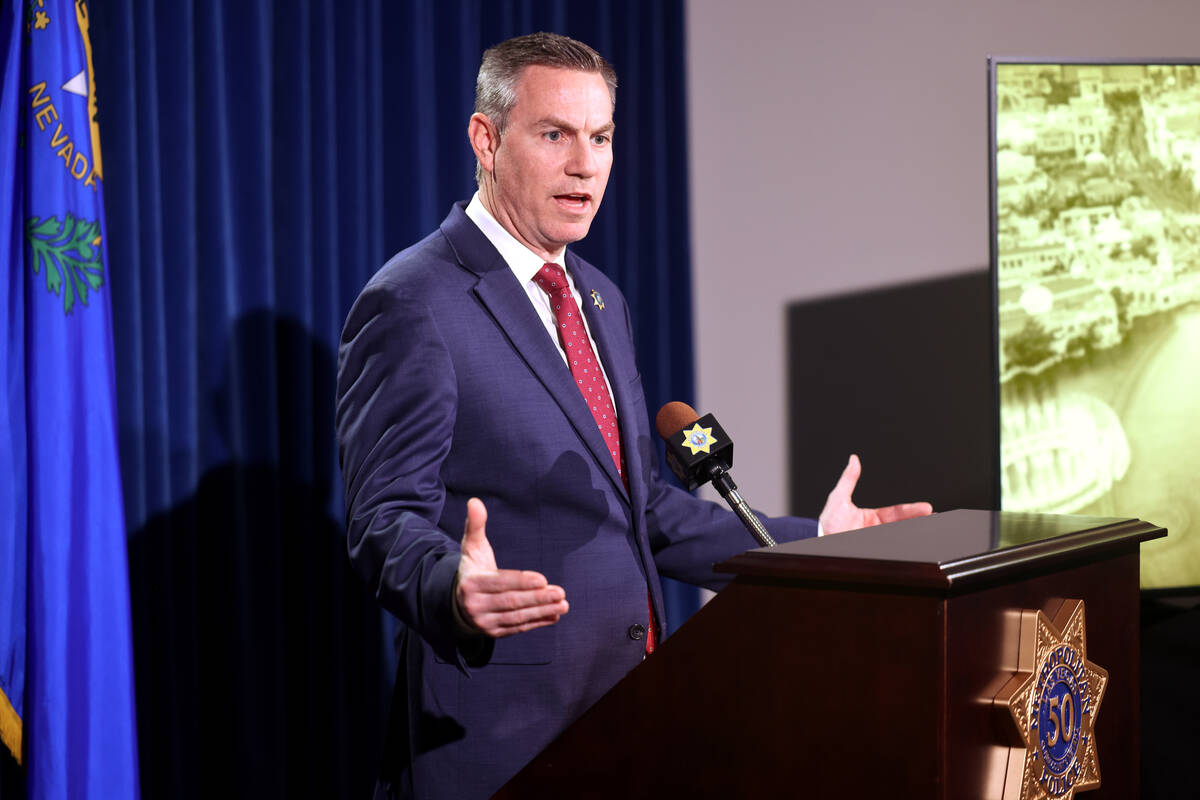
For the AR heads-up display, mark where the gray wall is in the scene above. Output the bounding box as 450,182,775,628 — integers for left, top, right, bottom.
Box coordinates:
687,0,1200,516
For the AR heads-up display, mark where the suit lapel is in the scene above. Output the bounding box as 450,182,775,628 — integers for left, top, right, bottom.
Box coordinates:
442,206,630,502
571,261,643,508
573,260,661,621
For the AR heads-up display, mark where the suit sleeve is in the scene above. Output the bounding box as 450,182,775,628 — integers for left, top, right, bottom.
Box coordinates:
336,280,492,669
642,458,818,590
610,298,818,590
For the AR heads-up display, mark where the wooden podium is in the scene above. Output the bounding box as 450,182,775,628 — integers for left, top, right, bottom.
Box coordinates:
493,509,1165,799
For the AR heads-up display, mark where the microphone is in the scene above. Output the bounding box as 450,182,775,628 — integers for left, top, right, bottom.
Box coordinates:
655,402,777,548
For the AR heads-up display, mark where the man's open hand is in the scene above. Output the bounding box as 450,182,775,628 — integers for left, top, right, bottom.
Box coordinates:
454,498,569,637
818,455,933,534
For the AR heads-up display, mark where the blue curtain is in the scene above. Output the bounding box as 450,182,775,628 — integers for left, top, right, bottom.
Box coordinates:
67,1,695,797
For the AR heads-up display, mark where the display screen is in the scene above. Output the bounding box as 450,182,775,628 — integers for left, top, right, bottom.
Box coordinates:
989,59,1200,590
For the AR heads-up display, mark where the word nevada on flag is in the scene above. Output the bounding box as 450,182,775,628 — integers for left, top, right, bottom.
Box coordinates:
1,1,140,798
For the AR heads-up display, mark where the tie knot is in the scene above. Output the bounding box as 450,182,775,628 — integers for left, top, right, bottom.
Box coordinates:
533,263,568,295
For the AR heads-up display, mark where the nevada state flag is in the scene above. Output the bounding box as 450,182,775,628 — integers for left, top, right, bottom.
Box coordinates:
1,1,140,797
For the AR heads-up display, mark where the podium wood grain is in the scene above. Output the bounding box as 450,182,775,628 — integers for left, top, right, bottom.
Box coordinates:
492,510,1164,799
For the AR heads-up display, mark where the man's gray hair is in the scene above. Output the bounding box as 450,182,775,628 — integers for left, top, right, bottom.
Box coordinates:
473,32,618,184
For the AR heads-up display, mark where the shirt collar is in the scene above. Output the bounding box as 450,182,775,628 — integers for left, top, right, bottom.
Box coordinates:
465,192,566,285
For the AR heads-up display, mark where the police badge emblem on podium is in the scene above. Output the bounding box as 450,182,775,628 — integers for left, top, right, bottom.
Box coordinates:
993,599,1108,800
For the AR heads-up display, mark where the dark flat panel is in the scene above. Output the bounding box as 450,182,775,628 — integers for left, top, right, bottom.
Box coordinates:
1140,599,1200,799
787,271,997,517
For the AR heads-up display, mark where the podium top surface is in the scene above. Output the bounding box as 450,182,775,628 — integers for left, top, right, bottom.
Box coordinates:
715,508,1166,591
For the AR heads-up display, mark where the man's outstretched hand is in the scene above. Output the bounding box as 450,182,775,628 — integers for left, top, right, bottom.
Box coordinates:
818,454,933,534
454,498,569,638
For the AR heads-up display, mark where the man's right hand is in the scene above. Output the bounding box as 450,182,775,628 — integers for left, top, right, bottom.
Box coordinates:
454,497,569,638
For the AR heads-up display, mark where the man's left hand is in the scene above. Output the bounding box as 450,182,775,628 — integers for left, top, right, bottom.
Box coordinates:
818,454,932,534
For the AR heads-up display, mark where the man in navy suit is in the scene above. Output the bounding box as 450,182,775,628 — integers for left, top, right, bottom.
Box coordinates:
336,32,930,800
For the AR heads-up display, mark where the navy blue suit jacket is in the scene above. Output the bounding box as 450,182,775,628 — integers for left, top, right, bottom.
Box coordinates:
336,203,817,799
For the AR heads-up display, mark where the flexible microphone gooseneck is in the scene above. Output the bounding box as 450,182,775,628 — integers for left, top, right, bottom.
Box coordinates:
654,402,777,548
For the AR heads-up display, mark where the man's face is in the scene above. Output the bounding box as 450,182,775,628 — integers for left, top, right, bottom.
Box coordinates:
479,66,614,260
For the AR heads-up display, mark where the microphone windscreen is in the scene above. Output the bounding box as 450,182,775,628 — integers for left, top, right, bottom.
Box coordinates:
655,401,700,440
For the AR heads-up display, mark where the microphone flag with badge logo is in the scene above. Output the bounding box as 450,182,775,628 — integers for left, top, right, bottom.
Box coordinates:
1,1,140,797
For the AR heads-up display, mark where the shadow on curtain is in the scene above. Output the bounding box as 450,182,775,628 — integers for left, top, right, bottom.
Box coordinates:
83,1,693,797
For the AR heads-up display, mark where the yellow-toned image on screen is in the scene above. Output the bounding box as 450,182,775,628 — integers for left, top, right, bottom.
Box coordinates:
994,62,1200,589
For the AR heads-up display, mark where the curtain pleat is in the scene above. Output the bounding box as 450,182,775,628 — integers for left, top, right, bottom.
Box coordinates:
87,1,694,796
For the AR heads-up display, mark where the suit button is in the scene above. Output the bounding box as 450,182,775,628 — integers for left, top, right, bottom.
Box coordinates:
627,623,646,641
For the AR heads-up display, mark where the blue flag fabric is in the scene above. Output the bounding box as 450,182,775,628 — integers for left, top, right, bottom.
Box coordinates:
1,2,140,797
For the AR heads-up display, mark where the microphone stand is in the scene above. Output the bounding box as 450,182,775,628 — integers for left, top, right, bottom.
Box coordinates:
705,462,777,548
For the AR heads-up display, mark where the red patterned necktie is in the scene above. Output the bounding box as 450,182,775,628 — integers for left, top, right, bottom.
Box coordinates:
532,262,656,654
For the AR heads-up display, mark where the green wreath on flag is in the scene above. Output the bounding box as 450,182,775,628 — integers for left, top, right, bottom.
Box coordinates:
27,212,105,314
